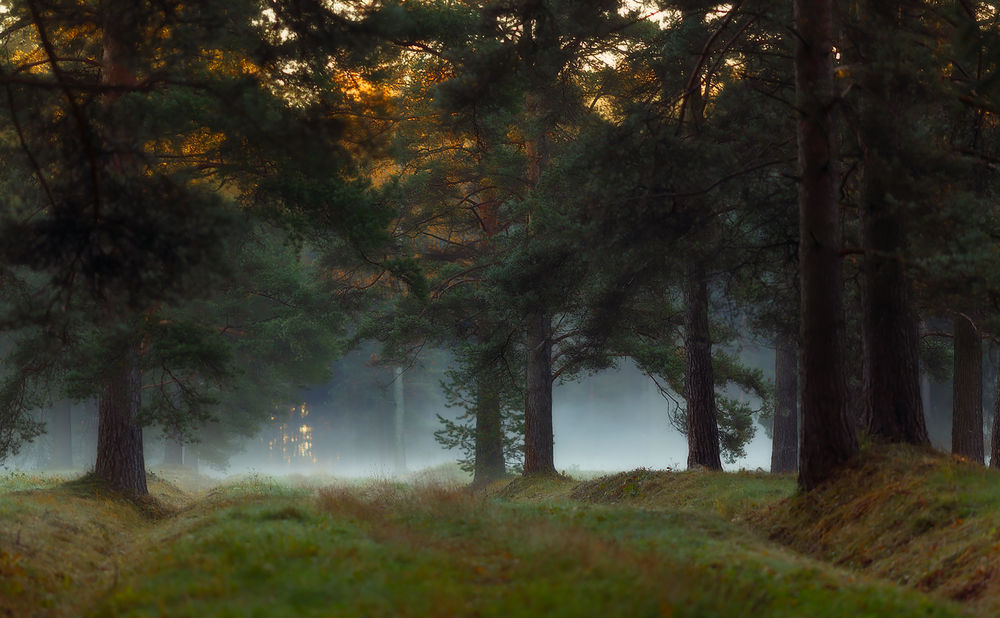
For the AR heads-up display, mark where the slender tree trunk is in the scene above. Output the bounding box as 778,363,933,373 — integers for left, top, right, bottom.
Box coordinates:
921,370,932,418
989,356,1000,468
49,400,74,469
523,311,555,476
771,331,799,474
163,431,183,467
95,340,147,494
683,261,721,470
473,376,505,486
393,366,406,474
953,315,984,463
795,0,858,490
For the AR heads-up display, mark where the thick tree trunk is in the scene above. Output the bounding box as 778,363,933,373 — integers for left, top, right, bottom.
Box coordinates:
523,312,555,476
473,377,506,486
163,431,183,467
95,341,147,494
795,0,858,490
858,67,928,446
683,262,721,470
771,332,799,474
49,400,74,469
952,315,984,463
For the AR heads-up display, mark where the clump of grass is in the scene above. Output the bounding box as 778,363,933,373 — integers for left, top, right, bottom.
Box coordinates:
754,444,1000,615
569,466,794,520
147,465,219,494
205,470,311,506
0,469,73,493
489,473,577,501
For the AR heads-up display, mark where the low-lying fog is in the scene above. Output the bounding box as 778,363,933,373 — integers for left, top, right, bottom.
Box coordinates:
4,349,777,477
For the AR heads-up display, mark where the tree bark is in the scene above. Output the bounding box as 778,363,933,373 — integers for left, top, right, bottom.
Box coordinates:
523,311,555,476
857,16,928,445
989,355,1000,469
393,366,406,474
49,400,74,469
953,315,984,463
683,261,721,470
473,376,506,486
771,331,799,474
95,340,147,494
795,0,858,490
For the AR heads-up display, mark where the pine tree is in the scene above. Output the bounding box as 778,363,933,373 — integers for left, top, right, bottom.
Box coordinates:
795,0,858,490
0,1,384,492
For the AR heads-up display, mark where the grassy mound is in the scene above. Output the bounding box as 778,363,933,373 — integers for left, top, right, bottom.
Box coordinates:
0,470,200,617
94,478,964,618
2,459,990,617
570,467,794,519
753,444,1000,615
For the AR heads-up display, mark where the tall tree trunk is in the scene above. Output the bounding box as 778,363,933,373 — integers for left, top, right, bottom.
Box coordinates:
921,370,932,418
683,261,721,470
49,400,74,469
795,0,858,490
92,2,147,495
989,356,1000,468
953,315,984,463
771,331,799,474
163,431,183,467
523,311,555,476
393,366,406,474
95,340,147,494
47,399,73,470
858,60,928,445
473,376,505,486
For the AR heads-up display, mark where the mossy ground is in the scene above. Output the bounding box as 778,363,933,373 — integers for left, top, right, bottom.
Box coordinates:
0,450,991,617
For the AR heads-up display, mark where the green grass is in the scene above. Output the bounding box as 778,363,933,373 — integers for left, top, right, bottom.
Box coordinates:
2,455,993,617
91,477,962,618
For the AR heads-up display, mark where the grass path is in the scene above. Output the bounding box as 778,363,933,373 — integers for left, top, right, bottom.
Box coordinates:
0,463,976,617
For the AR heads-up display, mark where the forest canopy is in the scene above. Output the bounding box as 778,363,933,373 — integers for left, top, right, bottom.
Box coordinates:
1,0,999,495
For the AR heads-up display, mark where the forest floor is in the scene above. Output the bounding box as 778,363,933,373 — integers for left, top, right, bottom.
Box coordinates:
0,445,994,617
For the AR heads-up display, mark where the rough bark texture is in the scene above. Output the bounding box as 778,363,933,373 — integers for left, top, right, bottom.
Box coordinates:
91,7,148,495
49,401,73,469
473,377,506,486
990,359,1000,469
771,332,799,474
95,341,147,494
683,262,721,470
523,312,555,476
858,53,928,445
795,0,858,490
952,316,984,463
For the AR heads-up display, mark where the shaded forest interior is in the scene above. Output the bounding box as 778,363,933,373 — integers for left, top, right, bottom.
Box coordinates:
4,1,1000,612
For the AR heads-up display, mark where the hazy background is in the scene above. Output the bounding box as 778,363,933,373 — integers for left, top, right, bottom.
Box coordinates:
2,345,781,476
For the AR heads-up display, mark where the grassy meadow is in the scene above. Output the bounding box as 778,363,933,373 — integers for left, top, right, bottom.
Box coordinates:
2,448,997,617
